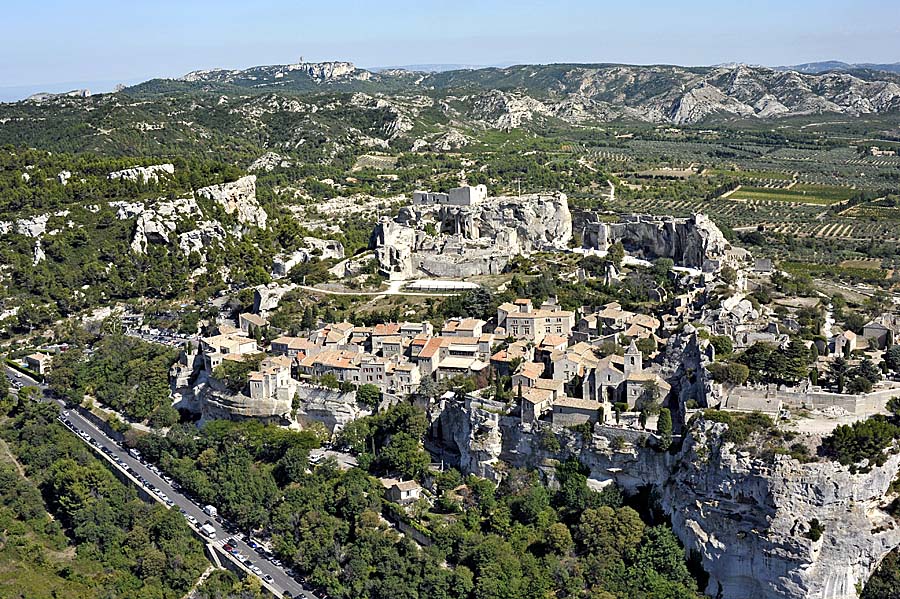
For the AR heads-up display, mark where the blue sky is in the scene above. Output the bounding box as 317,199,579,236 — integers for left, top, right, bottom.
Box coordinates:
2,0,897,97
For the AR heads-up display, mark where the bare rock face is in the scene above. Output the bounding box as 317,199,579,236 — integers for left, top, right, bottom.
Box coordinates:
272,237,345,278
248,152,292,172
432,402,900,599
666,422,900,599
130,195,202,253
110,201,145,220
669,84,755,124
196,175,267,229
178,221,227,257
108,163,175,183
471,89,553,129
15,213,52,238
661,324,720,410
428,130,471,151
294,385,371,434
252,282,297,316
583,213,747,272
32,241,45,265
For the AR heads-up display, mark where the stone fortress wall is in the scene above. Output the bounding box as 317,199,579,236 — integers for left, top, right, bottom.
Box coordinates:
725,384,900,416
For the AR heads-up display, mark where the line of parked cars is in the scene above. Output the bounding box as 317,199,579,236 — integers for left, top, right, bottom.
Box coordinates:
58,411,176,508
56,409,315,599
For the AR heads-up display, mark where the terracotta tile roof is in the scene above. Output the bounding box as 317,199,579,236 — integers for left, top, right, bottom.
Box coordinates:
417,337,445,359
373,323,401,336
555,397,601,410
517,362,545,379
521,387,554,404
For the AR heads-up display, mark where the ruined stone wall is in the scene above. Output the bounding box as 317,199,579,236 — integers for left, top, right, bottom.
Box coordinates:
727,385,900,416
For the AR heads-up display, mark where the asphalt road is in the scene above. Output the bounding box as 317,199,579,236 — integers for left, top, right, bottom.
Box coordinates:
4,366,317,599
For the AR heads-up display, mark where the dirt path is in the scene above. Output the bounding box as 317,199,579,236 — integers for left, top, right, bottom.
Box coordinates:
181,565,217,599
0,428,26,477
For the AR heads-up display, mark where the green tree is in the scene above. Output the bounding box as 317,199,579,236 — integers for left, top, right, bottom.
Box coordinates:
828,356,850,392
657,408,673,451
635,526,694,588
577,506,644,560
356,384,381,409
885,346,900,374
608,241,625,269
546,522,574,555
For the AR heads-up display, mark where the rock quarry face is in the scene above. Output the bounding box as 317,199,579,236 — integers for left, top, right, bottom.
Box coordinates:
129,195,202,253
196,175,267,229
583,213,746,272
430,401,900,599
373,192,572,279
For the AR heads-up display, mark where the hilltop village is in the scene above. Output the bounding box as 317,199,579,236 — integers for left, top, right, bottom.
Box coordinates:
133,185,899,598
9,180,900,599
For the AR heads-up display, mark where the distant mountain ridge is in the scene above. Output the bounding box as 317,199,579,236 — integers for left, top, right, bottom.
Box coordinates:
134,60,900,125
776,60,900,74
5,60,898,134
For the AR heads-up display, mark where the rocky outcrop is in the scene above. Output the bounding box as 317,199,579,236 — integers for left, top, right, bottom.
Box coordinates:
15,213,52,238
471,90,553,129
272,238,345,278
294,385,371,434
108,163,175,183
248,152,292,172
252,282,297,316
665,423,900,599
373,191,572,279
130,195,202,253
178,221,227,257
662,324,721,414
431,401,900,599
583,213,748,272
32,241,45,265
413,130,471,152
196,175,267,229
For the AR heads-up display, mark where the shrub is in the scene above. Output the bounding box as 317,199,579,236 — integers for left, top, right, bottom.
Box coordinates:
821,416,900,469
806,518,825,542
702,410,773,445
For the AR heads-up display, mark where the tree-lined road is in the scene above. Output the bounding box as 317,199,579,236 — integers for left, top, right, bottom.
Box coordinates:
3,366,316,599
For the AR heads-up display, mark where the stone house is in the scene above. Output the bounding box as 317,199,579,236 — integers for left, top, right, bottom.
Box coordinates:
270,336,317,358
442,318,486,338
521,387,555,424
863,313,899,350
512,361,545,389
553,397,603,427
238,312,269,335
381,478,423,504
24,352,52,375
497,297,575,342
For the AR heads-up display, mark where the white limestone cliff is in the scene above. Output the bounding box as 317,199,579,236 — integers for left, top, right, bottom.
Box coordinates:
196,175,267,229
108,163,175,183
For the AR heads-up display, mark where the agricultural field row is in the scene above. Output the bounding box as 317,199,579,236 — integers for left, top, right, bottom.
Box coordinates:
726,184,855,205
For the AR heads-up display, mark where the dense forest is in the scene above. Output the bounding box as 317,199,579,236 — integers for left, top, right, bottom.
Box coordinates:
132,405,703,599
0,395,208,599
